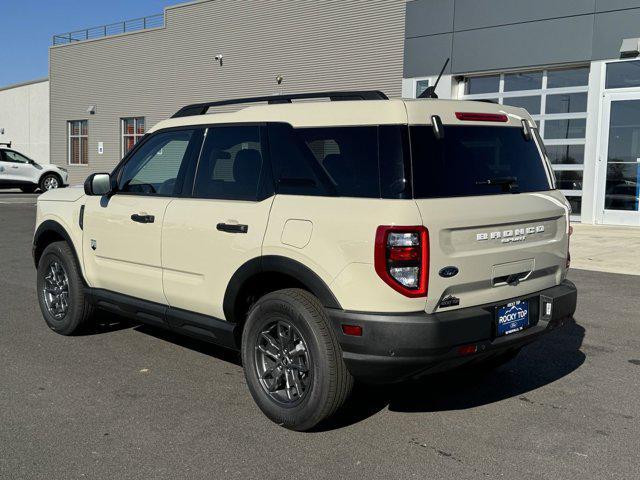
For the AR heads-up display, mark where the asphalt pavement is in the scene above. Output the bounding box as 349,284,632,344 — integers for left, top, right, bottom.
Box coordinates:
1,193,639,480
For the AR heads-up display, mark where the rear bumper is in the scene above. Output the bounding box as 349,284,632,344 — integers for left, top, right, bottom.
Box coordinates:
327,280,577,383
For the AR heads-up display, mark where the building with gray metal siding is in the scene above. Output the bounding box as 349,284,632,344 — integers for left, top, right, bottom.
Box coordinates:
49,0,405,185
402,0,640,226
48,0,640,226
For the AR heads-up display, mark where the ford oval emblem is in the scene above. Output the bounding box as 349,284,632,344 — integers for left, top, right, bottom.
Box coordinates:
439,266,459,278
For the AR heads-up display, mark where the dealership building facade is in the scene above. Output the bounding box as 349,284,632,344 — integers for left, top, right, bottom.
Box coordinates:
44,0,640,226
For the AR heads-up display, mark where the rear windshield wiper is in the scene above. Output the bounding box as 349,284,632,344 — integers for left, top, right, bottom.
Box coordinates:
476,176,519,193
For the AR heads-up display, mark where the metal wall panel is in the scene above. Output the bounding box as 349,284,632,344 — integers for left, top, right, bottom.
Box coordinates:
403,33,453,78
50,0,406,183
595,0,640,11
454,0,596,31
593,8,640,59
405,0,454,37
451,15,594,74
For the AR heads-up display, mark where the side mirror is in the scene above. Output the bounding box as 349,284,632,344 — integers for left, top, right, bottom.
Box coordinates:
84,173,112,196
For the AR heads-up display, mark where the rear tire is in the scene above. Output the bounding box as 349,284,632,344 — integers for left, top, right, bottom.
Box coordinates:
241,288,353,431
20,185,37,193
37,241,94,335
39,173,61,191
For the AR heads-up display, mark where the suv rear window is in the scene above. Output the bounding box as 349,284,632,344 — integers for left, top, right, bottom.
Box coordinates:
410,126,553,198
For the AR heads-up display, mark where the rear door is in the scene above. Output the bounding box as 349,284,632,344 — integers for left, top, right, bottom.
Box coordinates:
161,124,274,320
410,123,569,313
83,128,204,304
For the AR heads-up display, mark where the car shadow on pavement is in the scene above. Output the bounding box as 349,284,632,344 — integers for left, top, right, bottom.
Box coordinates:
318,319,586,431
133,324,243,366
83,310,585,432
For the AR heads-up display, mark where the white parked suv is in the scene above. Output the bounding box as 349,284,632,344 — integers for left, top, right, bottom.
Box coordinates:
0,144,69,192
32,91,577,430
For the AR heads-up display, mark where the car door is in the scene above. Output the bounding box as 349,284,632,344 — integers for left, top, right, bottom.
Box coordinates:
162,124,274,320
82,127,204,304
1,150,37,184
0,150,10,186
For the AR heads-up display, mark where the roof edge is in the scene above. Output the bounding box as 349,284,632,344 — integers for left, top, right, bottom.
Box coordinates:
0,77,49,93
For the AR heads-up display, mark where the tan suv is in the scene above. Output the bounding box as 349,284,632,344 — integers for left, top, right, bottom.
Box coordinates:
33,91,577,431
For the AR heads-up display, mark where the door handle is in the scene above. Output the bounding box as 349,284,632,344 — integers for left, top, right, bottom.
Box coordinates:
216,222,248,234
10,165,19,169
131,213,155,224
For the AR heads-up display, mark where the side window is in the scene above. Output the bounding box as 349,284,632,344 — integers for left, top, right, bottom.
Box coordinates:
193,125,266,200
268,123,329,196
379,125,411,199
302,126,379,197
269,124,381,198
4,151,31,164
118,129,200,196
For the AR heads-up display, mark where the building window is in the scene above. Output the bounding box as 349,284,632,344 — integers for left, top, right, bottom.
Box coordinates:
68,120,88,165
415,80,429,98
460,66,589,219
122,117,145,155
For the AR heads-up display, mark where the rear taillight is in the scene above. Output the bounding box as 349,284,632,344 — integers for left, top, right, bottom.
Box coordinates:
375,226,429,298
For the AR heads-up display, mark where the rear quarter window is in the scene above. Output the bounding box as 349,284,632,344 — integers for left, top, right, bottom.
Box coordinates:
268,124,410,199
410,125,552,198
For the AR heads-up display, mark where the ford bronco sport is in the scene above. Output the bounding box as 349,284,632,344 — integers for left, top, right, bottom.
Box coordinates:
33,91,577,431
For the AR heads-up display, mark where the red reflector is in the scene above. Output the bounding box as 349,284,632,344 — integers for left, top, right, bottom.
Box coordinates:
389,246,420,262
342,325,363,336
455,112,508,123
457,344,477,356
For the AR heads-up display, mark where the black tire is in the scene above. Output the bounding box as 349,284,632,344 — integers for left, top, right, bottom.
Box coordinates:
39,173,61,192
20,185,37,193
241,288,353,431
37,241,94,335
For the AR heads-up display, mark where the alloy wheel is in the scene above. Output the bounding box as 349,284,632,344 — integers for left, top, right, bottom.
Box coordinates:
254,319,311,404
44,176,59,190
42,261,70,319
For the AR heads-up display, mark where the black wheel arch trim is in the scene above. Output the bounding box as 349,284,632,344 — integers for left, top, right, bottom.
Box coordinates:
223,255,341,323
33,220,83,276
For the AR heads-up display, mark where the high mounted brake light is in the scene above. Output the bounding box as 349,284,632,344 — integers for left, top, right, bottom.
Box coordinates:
375,226,429,298
455,112,508,123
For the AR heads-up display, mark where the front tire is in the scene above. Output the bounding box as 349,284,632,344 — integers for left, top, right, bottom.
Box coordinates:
241,289,353,431
37,241,94,335
39,173,61,191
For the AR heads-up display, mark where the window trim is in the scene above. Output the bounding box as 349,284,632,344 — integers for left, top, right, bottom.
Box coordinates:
67,120,89,166
121,117,146,157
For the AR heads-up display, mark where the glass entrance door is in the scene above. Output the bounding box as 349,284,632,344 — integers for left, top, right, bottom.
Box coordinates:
599,94,640,225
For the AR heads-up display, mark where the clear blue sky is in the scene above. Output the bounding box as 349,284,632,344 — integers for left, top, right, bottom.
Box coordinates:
0,0,178,87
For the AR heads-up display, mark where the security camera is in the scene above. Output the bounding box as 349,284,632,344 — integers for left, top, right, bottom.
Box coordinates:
214,54,223,66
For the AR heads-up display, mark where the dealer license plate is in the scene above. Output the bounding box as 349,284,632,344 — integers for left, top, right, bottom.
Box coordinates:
496,300,530,336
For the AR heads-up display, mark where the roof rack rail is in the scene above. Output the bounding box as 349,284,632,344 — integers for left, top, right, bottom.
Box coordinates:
171,90,388,118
